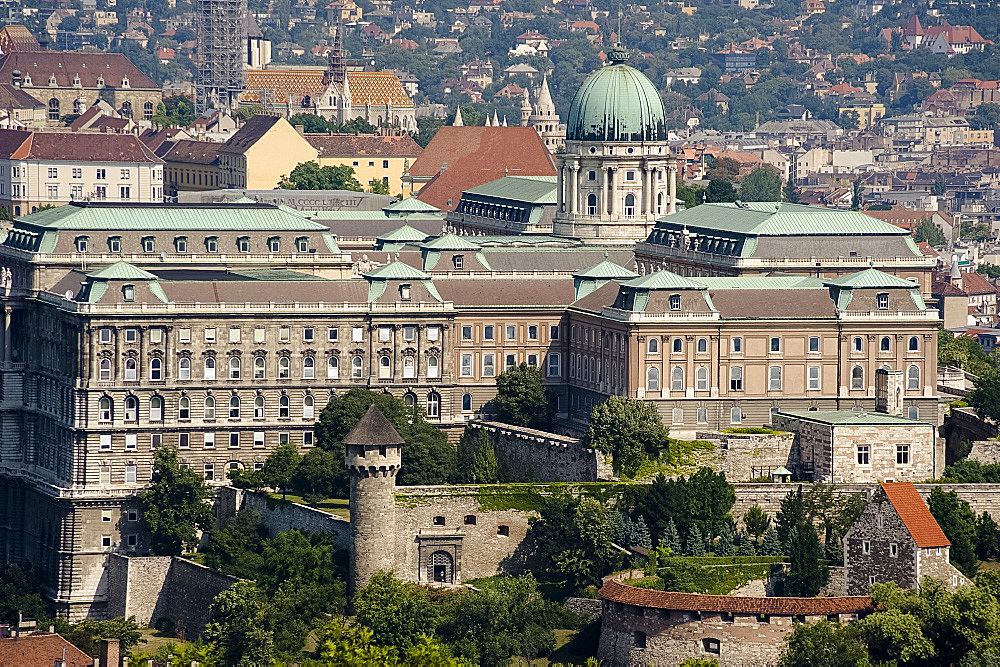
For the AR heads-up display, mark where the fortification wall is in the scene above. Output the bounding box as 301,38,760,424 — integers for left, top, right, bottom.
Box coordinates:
696,431,796,482
472,421,613,482
216,487,350,550
166,559,240,636
968,441,1000,464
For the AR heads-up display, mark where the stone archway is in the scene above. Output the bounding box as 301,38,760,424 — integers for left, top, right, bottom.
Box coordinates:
428,550,454,583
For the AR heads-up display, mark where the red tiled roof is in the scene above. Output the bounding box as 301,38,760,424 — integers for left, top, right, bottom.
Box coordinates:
959,270,996,295
0,633,93,667
0,51,156,89
0,130,161,162
305,133,422,157
933,279,967,297
600,580,872,615
882,482,950,548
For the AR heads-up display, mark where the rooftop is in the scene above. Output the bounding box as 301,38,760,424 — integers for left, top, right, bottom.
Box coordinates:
657,202,912,237
342,404,405,446
882,482,950,548
776,409,933,426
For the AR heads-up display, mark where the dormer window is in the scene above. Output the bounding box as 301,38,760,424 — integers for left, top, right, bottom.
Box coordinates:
73,74,81,87
877,292,889,310
206,236,219,253
175,236,188,253
267,237,280,252
96,76,104,86
22,74,31,86
121,77,129,88
400,283,411,301
295,236,308,252
122,284,135,301
108,236,122,253
141,236,155,253
237,236,250,253
669,294,681,310
48,74,56,86
75,236,89,252
453,254,464,270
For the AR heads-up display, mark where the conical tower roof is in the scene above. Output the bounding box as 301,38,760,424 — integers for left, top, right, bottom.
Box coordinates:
342,404,404,446
453,108,464,126
536,74,555,115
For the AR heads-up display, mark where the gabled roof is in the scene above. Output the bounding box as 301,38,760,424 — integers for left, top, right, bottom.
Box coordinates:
623,270,704,290
463,175,557,205
305,133,422,157
88,260,158,280
882,482,950,548
376,222,432,242
383,197,439,214
0,632,93,667
574,257,637,280
347,71,414,107
220,114,283,155
824,268,920,289
364,259,432,280
0,129,161,163
0,51,156,89
342,404,405,446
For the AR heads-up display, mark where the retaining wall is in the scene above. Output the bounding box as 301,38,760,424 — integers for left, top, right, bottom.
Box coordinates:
216,486,350,550
472,421,613,482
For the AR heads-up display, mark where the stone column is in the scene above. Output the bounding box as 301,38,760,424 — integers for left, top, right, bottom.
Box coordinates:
669,164,678,215
611,168,620,218
569,163,579,215
164,327,173,381
598,167,607,219
2,306,10,364
556,164,564,213
641,164,650,217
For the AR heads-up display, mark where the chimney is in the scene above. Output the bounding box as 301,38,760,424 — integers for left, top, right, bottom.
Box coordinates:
99,638,120,667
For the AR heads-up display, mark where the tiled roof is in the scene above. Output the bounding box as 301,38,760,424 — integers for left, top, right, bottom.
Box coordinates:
0,130,161,163
160,139,222,165
220,114,282,154
0,633,93,667
0,82,43,109
959,270,996,295
342,404,405,446
0,51,156,89
305,133,421,157
17,202,326,231
882,482,951,548
600,580,872,615
0,25,42,52
347,71,413,107
243,69,412,107
463,175,557,205
574,258,637,279
932,279,966,297
377,222,432,242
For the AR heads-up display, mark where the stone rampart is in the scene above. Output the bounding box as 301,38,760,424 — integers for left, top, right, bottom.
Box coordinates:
968,441,1000,464
216,487,350,550
472,421,613,482
696,430,796,482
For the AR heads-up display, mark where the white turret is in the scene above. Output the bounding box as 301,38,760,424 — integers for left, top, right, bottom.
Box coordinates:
453,108,464,126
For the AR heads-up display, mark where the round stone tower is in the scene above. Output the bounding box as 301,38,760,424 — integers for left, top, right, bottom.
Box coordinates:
345,403,404,594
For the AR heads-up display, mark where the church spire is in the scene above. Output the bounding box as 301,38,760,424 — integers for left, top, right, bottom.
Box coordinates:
452,107,464,126
535,74,555,117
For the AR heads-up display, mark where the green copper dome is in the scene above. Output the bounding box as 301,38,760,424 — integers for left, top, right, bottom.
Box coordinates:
566,49,666,143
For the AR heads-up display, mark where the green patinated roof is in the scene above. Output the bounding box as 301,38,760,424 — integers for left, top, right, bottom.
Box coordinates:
17,203,328,231
420,234,482,251
88,261,158,281
659,203,910,237
777,410,932,427
574,258,638,280
464,175,557,205
623,270,705,290
378,223,432,242
234,269,329,281
699,276,824,290
566,56,666,143
824,268,920,289
383,197,440,213
772,466,792,476
310,211,443,221
364,260,432,281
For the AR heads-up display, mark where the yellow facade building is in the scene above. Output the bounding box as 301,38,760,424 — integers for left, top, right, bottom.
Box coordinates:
839,102,886,130
305,133,422,195
218,115,318,190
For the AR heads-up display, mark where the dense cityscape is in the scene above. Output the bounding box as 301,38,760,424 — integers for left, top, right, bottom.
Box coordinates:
6,0,1000,665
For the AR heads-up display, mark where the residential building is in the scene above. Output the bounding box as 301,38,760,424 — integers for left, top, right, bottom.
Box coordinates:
217,115,319,190
0,630,94,667
0,130,163,215
663,67,702,88
714,48,757,74
304,133,423,195
157,139,223,197
0,83,45,129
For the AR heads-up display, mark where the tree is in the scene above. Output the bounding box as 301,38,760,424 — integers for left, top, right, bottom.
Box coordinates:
369,178,391,195
706,156,741,181
472,434,498,483
930,487,980,576
743,505,771,543
662,518,682,555
784,180,800,203
262,443,300,499
705,178,738,203
970,103,1000,130
976,512,1000,562
968,377,1000,425
837,110,860,130
761,527,783,556
933,174,948,197
56,617,144,657
780,620,871,667
851,176,865,211
353,572,435,650
675,180,702,209
775,491,808,550
203,509,268,580
0,563,46,625
140,446,214,555
291,447,339,501
492,363,551,428
714,522,735,557
784,526,829,596
686,525,705,556
203,581,275,667
527,494,622,591
278,161,364,190
855,608,936,664
340,117,378,134
914,218,947,248
585,396,669,477
289,112,332,133
317,619,465,665
740,166,783,202
628,468,735,547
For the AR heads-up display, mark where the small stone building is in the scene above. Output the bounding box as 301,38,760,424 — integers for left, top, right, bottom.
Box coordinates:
844,482,968,595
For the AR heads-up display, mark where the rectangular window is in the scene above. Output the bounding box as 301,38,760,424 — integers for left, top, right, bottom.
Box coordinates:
179,433,190,448
403,325,415,341
427,326,439,341
328,327,338,341
229,432,240,449
506,325,516,341
204,432,215,448
204,463,214,481
127,509,138,522
890,542,898,557
279,432,290,445
229,328,241,343
770,337,781,353
254,328,265,343
672,407,683,424
179,328,191,343
125,465,136,484
528,325,538,340
732,337,742,353
858,445,870,465
379,326,392,342
863,540,871,554
121,168,131,180
47,167,58,178
896,445,910,465
151,433,162,449
809,336,820,352
279,327,290,342
877,292,889,310
125,433,137,450
150,329,162,344
303,327,314,342
505,354,516,371
72,167,82,179
124,328,137,343
99,466,111,485
527,354,538,367
44,184,57,201
119,185,131,200
127,534,138,547
697,407,708,424
547,353,561,377
99,327,112,343
730,366,743,391
483,353,495,377
808,365,820,390
102,535,111,548
461,354,473,377
100,434,111,450
254,431,265,448
550,324,560,340
484,325,494,341
768,365,782,391
204,328,216,343
304,431,314,446
462,326,473,341
352,326,364,342
102,510,112,522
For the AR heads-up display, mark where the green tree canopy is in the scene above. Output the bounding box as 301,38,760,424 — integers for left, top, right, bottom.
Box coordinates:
929,487,980,577
914,218,947,248
784,526,829,596
585,396,670,477
626,467,735,548
492,363,552,428
0,563,47,625
262,443,301,499
203,581,275,667
780,620,871,667
139,446,214,555
740,166,783,202
353,572,436,649
705,178,738,203
278,161,364,191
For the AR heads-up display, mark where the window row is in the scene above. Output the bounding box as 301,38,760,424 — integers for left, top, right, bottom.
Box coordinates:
849,365,921,391
850,335,921,354
460,324,558,343
173,325,441,345
856,444,912,466
97,393,318,423
77,235,312,254
459,352,559,378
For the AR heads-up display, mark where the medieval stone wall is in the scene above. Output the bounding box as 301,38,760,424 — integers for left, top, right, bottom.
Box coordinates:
695,430,796,482
472,421,613,482
968,440,1000,464
216,486,350,550
918,547,968,590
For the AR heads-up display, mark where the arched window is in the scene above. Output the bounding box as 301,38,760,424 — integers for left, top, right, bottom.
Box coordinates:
99,358,112,381
908,405,919,420
646,367,659,391
352,355,364,378
851,366,864,390
303,394,315,420
671,366,684,391
179,396,190,420
462,393,472,411
99,396,112,421
143,101,153,120
73,98,84,114
149,396,163,421
278,356,290,378
229,357,241,379
696,366,708,391
908,336,919,351
697,338,708,353
672,338,683,353
303,356,315,379
204,357,216,380
124,395,138,421
254,356,266,379
587,193,597,215
204,395,216,419
426,391,440,418
327,356,339,379
648,337,659,353
907,365,920,390
124,358,137,381
150,357,162,381
229,395,240,418
852,337,863,353
403,392,417,407
279,394,289,418
254,395,265,418
48,97,59,121
427,354,439,378
624,193,635,218
657,191,664,214
379,355,391,378
403,355,415,379
178,357,191,380
880,336,891,352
